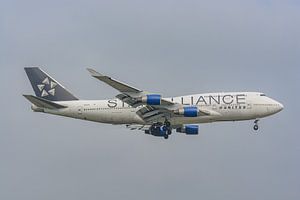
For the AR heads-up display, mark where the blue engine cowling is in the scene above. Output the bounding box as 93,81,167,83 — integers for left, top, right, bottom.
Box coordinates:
176,125,199,135
185,125,199,135
141,94,161,105
175,106,199,117
183,106,199,117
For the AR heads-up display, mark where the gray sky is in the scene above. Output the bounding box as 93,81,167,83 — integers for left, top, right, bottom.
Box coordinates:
1,0,299,200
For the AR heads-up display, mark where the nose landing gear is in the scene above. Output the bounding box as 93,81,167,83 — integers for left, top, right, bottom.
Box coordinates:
253,119,259,131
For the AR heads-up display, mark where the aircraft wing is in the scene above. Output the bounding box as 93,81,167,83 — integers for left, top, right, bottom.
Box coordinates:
87,68,211,123
87,68,176,107
115,93,174,108
87,68,142,93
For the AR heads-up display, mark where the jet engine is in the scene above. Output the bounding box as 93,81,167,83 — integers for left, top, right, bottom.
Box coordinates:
176,125,199,135
174,106,199,117
140,94,161,105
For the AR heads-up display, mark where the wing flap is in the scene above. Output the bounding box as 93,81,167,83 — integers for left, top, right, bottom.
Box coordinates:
115,93,143,108
136,105,172,123
126,124,151,131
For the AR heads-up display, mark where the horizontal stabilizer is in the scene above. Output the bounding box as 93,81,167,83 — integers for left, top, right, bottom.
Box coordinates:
23,95,67,109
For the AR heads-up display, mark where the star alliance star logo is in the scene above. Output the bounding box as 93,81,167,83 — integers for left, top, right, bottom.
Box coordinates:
37,77,57,97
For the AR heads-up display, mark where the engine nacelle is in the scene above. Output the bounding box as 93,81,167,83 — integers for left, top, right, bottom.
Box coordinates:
141,94,161,105
176,125,199,135
174,106,199,117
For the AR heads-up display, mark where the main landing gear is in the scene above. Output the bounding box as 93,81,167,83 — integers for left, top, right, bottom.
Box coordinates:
164,119,172,136
162,119,172,139
145,120,173,139
253,119,259,131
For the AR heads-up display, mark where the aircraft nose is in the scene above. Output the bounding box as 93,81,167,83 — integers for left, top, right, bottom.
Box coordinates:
269,98,284,114
278,102,284,111
273,100,284,113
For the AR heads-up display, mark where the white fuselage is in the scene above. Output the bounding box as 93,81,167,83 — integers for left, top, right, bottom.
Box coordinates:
33,92,283,126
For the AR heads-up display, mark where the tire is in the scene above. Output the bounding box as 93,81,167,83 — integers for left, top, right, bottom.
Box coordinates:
167,129,172,135
164,135,169,139
253,124,259,131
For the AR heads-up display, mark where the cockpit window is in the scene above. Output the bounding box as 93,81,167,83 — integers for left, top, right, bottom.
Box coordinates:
260,94,266,96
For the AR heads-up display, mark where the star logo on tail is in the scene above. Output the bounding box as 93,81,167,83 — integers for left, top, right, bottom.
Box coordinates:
37,77,57,97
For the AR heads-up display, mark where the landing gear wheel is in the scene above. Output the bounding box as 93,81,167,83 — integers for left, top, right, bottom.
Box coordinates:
253,119,260,131
164,119,172,135
253,124,259,131
164,135,169,139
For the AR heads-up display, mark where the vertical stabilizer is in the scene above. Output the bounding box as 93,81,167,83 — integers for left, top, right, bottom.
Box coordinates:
24,67,78,101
